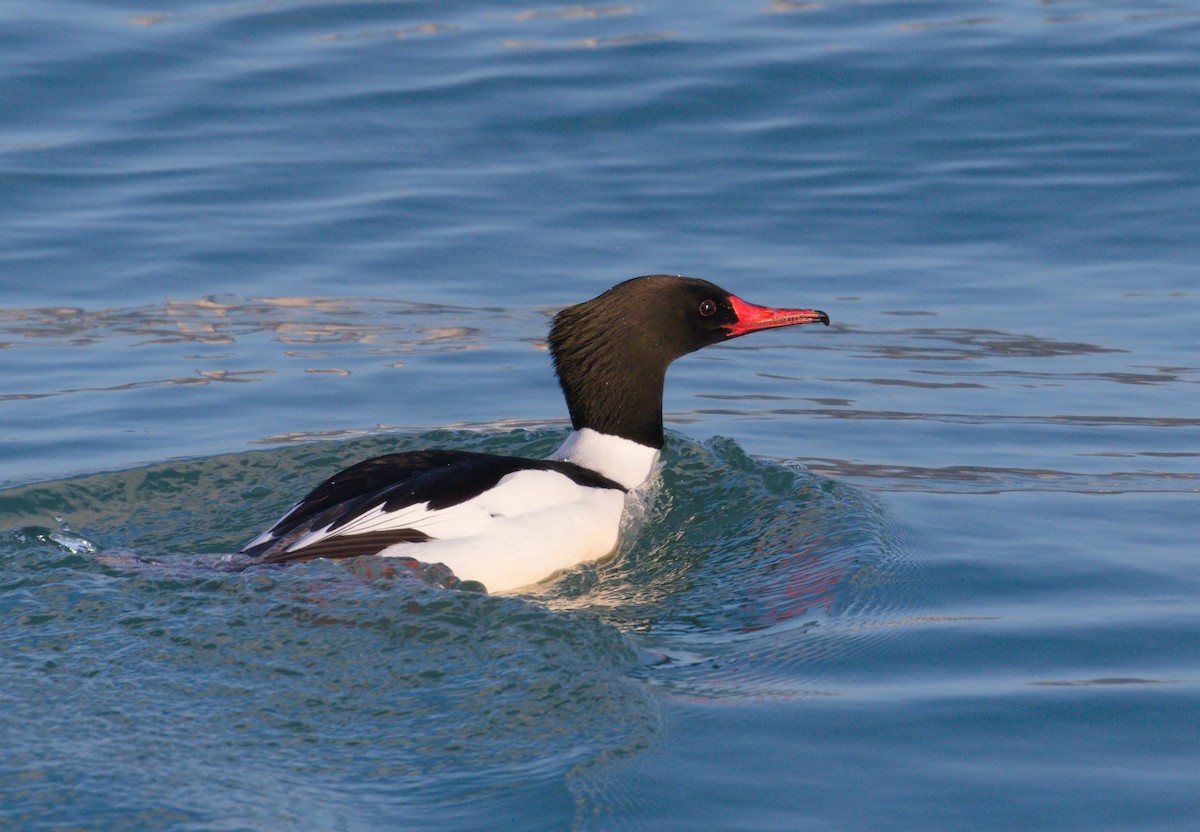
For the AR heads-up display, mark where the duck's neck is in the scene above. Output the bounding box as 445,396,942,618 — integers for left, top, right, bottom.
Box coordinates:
550,428,660,490
549,289,677,450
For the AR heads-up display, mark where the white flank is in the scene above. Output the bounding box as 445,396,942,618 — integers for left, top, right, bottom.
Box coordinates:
283,467,630,592
550,428,659,490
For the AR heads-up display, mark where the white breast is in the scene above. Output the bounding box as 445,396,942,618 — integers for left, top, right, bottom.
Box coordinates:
550,428,660,489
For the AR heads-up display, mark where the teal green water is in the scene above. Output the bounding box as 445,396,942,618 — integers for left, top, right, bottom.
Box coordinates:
3,0,1200,829
1,432,901,829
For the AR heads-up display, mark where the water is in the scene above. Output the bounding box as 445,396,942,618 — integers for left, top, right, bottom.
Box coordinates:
2,0,1199,829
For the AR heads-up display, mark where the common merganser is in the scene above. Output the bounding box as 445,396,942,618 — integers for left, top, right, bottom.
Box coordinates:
240,275,829,592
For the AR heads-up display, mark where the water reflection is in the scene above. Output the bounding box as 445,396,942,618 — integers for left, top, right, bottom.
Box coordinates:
824,326,1129,361
693,407,1200,429
796,457,1200,495
0,369,275,403
0,297,500,402
125,0,1200,42
0,296,485,348
314,23,456,44
513,5,635,20
130,0,657,52
3,296,1195,496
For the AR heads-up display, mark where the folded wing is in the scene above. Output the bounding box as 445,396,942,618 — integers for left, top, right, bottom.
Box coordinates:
240,450,625,565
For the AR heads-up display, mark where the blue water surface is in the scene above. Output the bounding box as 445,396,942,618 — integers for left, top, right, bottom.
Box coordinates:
2,1,1199,829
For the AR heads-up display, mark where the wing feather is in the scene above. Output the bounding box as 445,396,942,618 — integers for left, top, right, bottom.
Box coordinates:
240,449,625,565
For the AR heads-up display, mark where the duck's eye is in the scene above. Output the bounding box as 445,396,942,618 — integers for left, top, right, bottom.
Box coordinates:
699,299,718,317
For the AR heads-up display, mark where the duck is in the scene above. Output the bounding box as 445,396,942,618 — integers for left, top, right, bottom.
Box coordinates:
239,275,828,592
